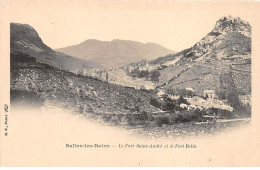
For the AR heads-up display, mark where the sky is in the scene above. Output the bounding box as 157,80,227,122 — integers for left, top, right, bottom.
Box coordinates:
0,0,258,52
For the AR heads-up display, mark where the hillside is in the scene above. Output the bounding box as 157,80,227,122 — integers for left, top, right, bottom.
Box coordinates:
11,23,102,71
123,16,251,96
11,66,160,115
10,23,163,126
55,39,174,67
149,16,251,66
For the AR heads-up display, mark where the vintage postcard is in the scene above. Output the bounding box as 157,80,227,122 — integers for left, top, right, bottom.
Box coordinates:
0,0,260,167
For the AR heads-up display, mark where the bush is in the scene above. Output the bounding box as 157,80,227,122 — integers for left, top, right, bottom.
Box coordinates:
166,88,196,98
139,111,149,121
130,105,141,113
78,105,84,114
174,109,204,123
191,109,204,121
176,96,189,105
155,116,170,127
102,114,112,123
175,114,192,123
150,97,161,109
150,70,160,82
161,95,176,111
110,114,121,125
125,114,136,126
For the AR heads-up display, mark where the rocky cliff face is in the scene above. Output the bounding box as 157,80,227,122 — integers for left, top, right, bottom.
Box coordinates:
149,16,251,66
189,16,251,62
11,23,53,53
11,23,102,71
213,16,251,37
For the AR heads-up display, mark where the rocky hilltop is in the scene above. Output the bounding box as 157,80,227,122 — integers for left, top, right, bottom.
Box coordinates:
188,16,251,62
11,23,102,71
55,39,174,67
123,16,251,96
151,16,251,65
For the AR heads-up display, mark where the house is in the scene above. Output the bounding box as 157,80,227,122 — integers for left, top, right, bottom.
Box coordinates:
157,90,165,97
187,105,197,111
185,87,195,92
203,90,216,99
180,103,188,109
238,95,251,106
139,85,146,90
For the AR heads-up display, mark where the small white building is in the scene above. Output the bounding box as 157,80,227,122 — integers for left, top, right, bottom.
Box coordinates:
157,90,165,97
185,87,195,92
239,95,251,106
203,90,216,99
180,103,188,109
187,105,197,111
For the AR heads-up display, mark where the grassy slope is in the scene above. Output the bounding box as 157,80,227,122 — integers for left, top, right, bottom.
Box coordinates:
161,61,251,95
162,65,220,94
11,67,160,115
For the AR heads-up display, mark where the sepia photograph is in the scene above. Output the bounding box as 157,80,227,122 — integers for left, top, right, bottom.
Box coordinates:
0,0,260,167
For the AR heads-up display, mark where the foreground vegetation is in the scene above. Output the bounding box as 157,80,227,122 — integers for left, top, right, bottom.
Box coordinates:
11,65,250,133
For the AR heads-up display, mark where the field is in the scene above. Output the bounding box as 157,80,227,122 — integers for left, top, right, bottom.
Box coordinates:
162,64,221,94
158,65,189,85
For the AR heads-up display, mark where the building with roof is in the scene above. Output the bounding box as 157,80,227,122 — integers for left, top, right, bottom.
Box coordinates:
203,89,216,99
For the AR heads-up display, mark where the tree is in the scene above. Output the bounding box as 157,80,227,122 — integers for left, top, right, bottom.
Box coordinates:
150,70,160,82
99,70,103,77
177,96,189,105
105,73,109,82
226,91,240,109
150,97,161,109
139,111,149,121
161,95,175,111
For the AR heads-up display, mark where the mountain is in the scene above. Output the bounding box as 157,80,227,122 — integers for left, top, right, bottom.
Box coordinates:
10,23,102,71
123,16,251,95
150,16,251,65
55,39,174,67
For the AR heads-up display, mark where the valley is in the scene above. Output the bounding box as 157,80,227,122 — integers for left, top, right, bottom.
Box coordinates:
10,15,252,138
